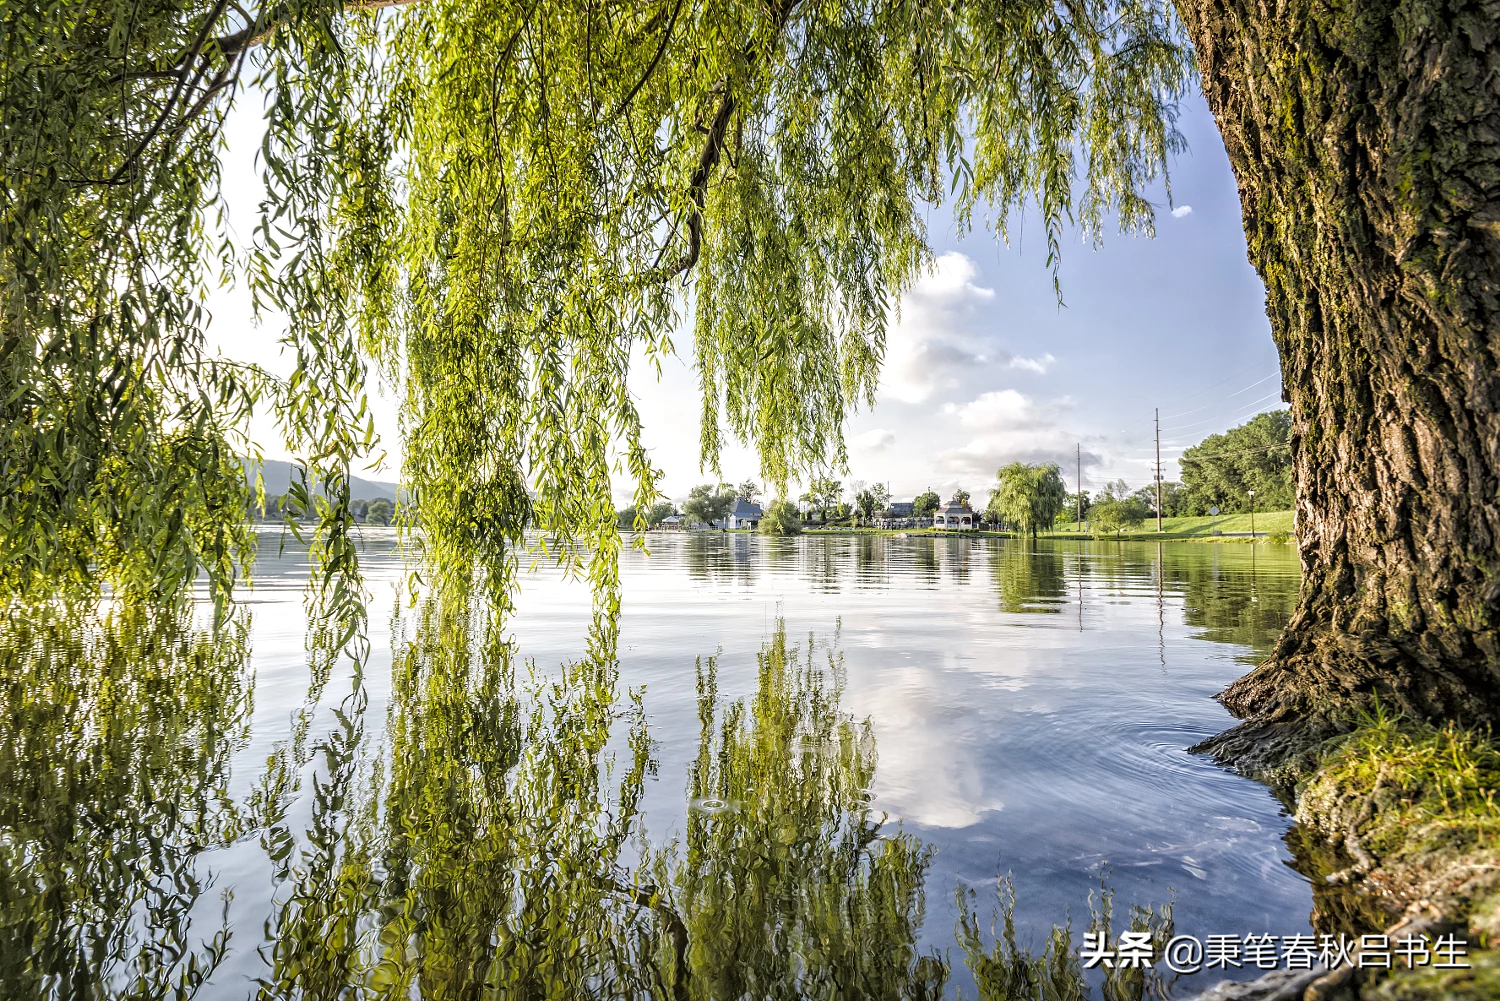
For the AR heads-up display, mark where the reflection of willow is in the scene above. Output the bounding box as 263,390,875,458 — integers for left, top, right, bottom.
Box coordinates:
663,624,946,997
0,600,251,999
255,594,944,997
0,589,1181,998
991,543,1068,615
254,585,661,997
1172,547,1300,660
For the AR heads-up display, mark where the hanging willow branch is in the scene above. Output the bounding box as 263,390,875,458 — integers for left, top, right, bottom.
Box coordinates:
1,0,1194,607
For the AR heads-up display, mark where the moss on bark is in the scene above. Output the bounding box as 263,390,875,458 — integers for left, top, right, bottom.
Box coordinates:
1174,0,1500,773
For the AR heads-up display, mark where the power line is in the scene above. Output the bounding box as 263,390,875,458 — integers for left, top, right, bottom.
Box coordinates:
1112,366,1275,436
1159,373,1278,421
1104,369,1280,448
1158,393,1284,433
1178,442,1291,462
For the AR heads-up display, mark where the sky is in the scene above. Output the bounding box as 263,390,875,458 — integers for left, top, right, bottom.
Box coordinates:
206,85,1283,509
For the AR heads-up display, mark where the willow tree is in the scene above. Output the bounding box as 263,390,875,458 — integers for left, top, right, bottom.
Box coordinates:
988,461,1068,538
9,0,1489,760
1,0,1189,605
1178,0,1500,772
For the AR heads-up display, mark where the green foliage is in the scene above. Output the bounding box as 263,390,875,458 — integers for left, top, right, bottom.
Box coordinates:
759,498,803,535
799,476,843,523
1131,479,1184,517
855,482,892,520
1091,483,1151,537
618,500,676,530
736,480,762,503
646,499,677,527
988,462,1067,537
2,0,1195,606
1179,410,1293,514
1060,492,1092,525
952,489,972,507
684,483,737,527
364,497,395,526
913,490,941,518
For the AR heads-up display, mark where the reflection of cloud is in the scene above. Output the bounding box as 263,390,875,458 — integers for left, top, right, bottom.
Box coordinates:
882,253,995,404
852,428,897,452
862,668,1007,828
936,390,1103,478
1008,353,1056,375
1172,205,1193,218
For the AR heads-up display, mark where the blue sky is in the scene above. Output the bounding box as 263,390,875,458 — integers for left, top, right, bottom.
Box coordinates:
628,88,1282,505
209,86,1283,507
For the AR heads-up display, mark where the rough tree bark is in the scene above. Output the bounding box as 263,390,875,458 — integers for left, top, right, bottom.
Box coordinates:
1174,0,1500,777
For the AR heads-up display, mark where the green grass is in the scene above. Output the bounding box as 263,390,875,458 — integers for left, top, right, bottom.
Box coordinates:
1303,715,1500,861
1144,510,1293,536
1043,510,1294,540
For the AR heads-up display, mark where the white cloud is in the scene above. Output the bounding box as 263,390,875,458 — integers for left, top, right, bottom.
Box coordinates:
946,389,1037,429
851,428,897,452
1008,353,1056,375
917,252,996,300
880,252,996,404
1171,205,1193,218
935,390,1102,479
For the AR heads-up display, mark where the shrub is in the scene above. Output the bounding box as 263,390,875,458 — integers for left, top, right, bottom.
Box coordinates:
759,499,803,536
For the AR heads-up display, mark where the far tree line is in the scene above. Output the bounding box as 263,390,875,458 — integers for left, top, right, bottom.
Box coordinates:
620,411,1293,535
255,495,399,526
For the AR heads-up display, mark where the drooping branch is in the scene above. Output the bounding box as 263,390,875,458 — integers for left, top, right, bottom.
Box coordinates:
647,88,737,283
215,0,426,59
609,0,686,123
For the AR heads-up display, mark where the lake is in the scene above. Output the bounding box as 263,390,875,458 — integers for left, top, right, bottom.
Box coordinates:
1,529,1313,998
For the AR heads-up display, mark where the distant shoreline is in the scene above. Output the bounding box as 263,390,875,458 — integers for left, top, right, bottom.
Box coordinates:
629,510,1296,544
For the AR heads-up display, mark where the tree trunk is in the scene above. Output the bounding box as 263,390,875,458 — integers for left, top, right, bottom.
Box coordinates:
1175,0,1500,776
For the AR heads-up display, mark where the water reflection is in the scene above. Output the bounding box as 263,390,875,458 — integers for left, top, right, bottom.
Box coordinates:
0,536,1310,997
991,542,1069,615
0,600,250,998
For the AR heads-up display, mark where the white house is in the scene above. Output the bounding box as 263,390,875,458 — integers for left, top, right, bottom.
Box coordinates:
727,498,763,530
933,499,976,530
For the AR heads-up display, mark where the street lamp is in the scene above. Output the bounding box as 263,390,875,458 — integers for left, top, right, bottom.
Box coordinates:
1248,489,1256,537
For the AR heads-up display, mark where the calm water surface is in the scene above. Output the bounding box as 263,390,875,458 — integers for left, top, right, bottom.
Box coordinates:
2,529,1311,997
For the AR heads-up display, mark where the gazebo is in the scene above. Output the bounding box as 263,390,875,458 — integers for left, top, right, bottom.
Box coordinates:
933,499,976,530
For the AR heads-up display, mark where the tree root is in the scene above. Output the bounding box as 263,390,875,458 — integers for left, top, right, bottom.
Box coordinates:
1324,766,1388,886
1189,716,1342,788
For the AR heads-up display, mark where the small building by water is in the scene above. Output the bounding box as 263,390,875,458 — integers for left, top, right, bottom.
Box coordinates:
933,499,976,530
728,499,763,530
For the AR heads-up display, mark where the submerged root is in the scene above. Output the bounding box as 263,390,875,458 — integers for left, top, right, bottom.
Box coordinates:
1190,717,1342,789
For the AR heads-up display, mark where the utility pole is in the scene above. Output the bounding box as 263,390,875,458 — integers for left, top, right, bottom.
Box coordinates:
1154,407,1163,534
1076,443,1082,533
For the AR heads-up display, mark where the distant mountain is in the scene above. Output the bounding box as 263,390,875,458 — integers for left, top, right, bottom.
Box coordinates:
242,457,400,502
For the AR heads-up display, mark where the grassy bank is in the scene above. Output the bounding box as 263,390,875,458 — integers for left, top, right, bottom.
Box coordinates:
1272,714,1500,998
